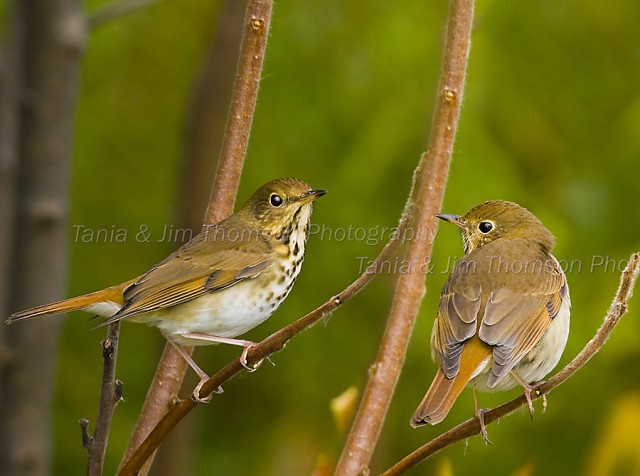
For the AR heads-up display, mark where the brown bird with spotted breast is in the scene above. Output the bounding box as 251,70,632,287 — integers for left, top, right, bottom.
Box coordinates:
411,200,570,439
8,178,326,401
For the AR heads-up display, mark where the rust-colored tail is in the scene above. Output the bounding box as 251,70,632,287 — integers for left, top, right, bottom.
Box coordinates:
411,338,492,427
6,281,133,323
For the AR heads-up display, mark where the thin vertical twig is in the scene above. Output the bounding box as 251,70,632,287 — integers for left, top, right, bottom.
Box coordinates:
335,1,475,474
382,252,640,475
82,322,124,476
119,1,273,474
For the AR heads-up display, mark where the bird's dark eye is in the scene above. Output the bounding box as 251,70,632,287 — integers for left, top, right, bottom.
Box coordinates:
478,221,493,233
270,194,283,207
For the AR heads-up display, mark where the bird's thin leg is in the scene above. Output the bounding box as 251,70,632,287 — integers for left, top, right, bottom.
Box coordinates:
510,370,541,419
473,386,492,444
177,332,263,372
169,341,223,403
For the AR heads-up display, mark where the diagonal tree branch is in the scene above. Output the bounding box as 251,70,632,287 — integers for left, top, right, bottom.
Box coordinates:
119,1,273,474
382,252,640,476
117,192,414,475
335,0,474,474
118,148,440,472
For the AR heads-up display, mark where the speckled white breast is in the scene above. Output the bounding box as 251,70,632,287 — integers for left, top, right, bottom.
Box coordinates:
137,268,296,346
84,204,313,347
84,216,310,347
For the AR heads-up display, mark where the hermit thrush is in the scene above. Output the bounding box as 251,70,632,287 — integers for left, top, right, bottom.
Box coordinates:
8,178,326,400
411,200,570,438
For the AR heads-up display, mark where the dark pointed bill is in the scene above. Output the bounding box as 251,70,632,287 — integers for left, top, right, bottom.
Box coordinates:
299,189,327,202
436,213,463,228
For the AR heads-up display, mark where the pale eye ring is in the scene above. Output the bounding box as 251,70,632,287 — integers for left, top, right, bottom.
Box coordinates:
478,221,494,234
270,193,283,207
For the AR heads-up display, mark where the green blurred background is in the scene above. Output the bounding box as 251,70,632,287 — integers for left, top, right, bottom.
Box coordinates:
22,0,640,474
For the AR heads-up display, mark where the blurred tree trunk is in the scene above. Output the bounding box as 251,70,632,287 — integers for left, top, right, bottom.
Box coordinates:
149,1,249,474
0,0,24,385
0,1,85,475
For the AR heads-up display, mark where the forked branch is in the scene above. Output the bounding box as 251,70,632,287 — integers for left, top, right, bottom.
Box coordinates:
83,322,124,475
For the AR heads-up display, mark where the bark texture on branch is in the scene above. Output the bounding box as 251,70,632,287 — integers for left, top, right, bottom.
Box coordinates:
335,1,474,474
84,323,123,476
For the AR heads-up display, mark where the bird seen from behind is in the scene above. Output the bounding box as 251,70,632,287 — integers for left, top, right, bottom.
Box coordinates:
411,200,570,440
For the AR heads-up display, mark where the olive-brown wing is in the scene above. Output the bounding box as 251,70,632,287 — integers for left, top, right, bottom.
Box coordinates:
99,236,271,325
478,268,567,387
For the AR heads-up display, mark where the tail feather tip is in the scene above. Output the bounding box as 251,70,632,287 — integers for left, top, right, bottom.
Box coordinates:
410,416,430,428
411,412,445,428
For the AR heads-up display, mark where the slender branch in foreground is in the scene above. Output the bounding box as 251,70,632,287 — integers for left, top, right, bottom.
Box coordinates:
84,322,124,476
117,206,413,475
335,1,474,474
88,0,168,29
119,1,273,473
382,252,640,476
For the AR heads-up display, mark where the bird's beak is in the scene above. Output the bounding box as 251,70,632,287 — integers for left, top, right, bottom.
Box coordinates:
436,213,464,228
299,189,327,203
